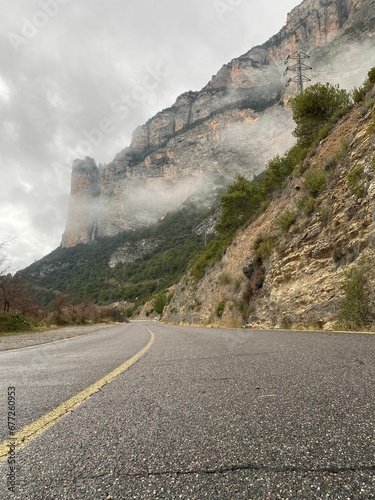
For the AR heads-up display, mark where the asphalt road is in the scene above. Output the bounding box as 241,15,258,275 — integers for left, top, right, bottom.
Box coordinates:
0,321,374,499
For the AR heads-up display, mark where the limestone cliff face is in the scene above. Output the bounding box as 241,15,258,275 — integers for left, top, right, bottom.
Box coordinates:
62,0,375,248
108,239,160,268
165,84,375,329
61,158,100,247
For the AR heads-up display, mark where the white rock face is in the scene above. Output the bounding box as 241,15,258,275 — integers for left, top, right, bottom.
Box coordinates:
62,0,375,249
108,239,160,268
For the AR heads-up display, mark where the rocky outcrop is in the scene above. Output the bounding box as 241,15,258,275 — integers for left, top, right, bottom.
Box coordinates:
108,239,159,268
62,0,375,248
165,84,375,329
61,157,100,247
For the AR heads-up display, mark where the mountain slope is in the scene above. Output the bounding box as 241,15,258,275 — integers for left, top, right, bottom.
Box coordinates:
165,79,375,329
20,0,375,320
20,203,215,308
61,0,375,248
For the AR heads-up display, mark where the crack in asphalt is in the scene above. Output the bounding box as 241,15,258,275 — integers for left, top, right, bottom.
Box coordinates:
121,463,375,478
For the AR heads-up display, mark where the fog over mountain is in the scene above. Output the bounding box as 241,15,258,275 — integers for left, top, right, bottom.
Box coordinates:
61,0,375,249
0,0,302,271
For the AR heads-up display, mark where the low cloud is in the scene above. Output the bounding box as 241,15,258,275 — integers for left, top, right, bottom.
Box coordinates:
311,40,375,90
5,0,367,270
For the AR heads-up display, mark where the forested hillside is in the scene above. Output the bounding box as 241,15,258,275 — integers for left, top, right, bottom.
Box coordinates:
20,202,215,310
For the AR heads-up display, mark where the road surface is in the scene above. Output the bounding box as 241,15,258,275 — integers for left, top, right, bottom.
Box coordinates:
0,321,374,498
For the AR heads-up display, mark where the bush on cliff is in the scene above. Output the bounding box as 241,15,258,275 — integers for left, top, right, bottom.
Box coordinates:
290,83,351,146
216,174,263,237
338,266,371,330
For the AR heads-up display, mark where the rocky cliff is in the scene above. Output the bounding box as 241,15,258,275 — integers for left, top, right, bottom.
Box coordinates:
62,0,375,248
165,81,375,329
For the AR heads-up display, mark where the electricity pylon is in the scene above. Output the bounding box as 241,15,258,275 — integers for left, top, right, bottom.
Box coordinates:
284,51,312,93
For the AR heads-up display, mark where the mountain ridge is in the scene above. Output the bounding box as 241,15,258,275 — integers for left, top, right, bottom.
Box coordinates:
61,0,375,248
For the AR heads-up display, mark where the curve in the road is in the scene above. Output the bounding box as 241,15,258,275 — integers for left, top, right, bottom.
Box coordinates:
0,326,155,461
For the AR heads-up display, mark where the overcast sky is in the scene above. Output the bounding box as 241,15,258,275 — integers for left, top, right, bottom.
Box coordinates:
0,0,302,271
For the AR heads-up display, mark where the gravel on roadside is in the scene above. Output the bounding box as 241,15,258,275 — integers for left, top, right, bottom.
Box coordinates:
0,324,117,352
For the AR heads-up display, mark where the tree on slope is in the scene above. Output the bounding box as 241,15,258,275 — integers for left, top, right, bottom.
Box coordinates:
290,83,351,146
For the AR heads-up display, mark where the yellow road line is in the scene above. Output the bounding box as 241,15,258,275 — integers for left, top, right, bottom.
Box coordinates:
0,327,155,461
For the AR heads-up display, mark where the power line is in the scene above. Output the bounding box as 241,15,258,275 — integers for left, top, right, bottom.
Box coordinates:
284,51,312,93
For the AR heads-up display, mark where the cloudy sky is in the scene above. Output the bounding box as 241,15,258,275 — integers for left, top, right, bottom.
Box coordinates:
0,0,302,271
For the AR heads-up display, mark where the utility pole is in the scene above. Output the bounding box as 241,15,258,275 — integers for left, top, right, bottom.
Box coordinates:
284,51,312,93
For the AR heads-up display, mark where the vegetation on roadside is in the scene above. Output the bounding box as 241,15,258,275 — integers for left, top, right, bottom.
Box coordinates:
0,313,32,334
216,301,225,318
338,265,372,330
0,204,212,330
153,291,172,316
4,67,375,330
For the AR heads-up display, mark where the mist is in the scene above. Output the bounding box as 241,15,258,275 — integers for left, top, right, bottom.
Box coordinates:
2,0,375,270
312,40,375,90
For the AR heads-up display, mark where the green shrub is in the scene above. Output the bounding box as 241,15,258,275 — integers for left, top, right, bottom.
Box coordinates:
351,68,375,104
219,273,231,285
303,167,328,197
277,211,297,234
290,83,351,146
324,156,340,172
368,67,375,84
124,307,134,318
346,165,365,197
297,194,315,215
0,313,32,333
315,123,331,143
191,237,227,281
190,144,307,282
338,267,370,330
351,85,368,103
368,108,375,136
216,301,225,318
153,292,168,315
238,300,254,321
318,207,331,226
192,174,263,281
253,234,278,262
216,174,263,236
336,138,350,162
